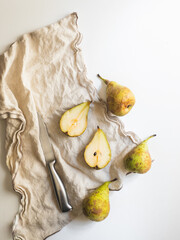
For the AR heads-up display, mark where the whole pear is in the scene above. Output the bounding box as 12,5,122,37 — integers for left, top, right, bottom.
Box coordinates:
82,179,116,221
97,74,135,116
124,134,156,174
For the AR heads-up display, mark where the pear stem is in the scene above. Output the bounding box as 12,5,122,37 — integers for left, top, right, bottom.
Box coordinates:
145,134,156,142
97,74,109,85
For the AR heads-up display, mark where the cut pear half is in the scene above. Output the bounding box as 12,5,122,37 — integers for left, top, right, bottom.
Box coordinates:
60,101,91,137
84,127,111,169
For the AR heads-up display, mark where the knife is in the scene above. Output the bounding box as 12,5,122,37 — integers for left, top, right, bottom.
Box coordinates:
37,113,72,212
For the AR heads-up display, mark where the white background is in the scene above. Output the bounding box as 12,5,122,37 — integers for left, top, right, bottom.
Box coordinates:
0,0,180,239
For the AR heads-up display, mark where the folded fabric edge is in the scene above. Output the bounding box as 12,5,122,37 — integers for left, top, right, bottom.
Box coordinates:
71,13,141,145
0,11,141,240
0,111,26,178
0,112,26,239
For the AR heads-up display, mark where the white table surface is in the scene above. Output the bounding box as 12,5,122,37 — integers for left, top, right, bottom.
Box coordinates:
0,0,180,240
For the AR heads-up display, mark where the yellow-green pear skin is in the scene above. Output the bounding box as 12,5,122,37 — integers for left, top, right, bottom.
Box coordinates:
83,180,116,221
124,134,156,174
97,74,135,116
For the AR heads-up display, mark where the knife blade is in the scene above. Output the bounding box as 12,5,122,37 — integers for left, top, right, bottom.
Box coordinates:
37,113,72,212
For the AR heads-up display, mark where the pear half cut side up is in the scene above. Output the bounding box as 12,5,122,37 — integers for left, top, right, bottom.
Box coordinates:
84,127,111,169
60,101,91,137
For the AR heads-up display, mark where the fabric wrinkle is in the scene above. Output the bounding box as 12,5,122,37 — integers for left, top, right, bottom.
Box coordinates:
0,12,139,240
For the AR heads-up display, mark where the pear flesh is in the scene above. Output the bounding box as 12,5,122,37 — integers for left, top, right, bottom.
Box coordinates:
124,134,156,174
60,101,91,137
97,74,135,116
83,180,115,221
84,127,111,169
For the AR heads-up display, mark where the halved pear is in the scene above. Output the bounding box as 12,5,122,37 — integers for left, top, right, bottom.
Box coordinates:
60,101,91,137
84,127,111,169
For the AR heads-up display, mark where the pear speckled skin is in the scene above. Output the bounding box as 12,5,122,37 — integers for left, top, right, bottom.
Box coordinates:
124,135,156,174
83,181,113,221
97,74,135,116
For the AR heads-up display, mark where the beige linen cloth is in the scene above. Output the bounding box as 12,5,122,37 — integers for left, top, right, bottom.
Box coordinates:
0,12,140,240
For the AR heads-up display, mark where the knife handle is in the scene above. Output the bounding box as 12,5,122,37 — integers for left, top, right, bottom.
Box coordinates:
47,160,72,212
